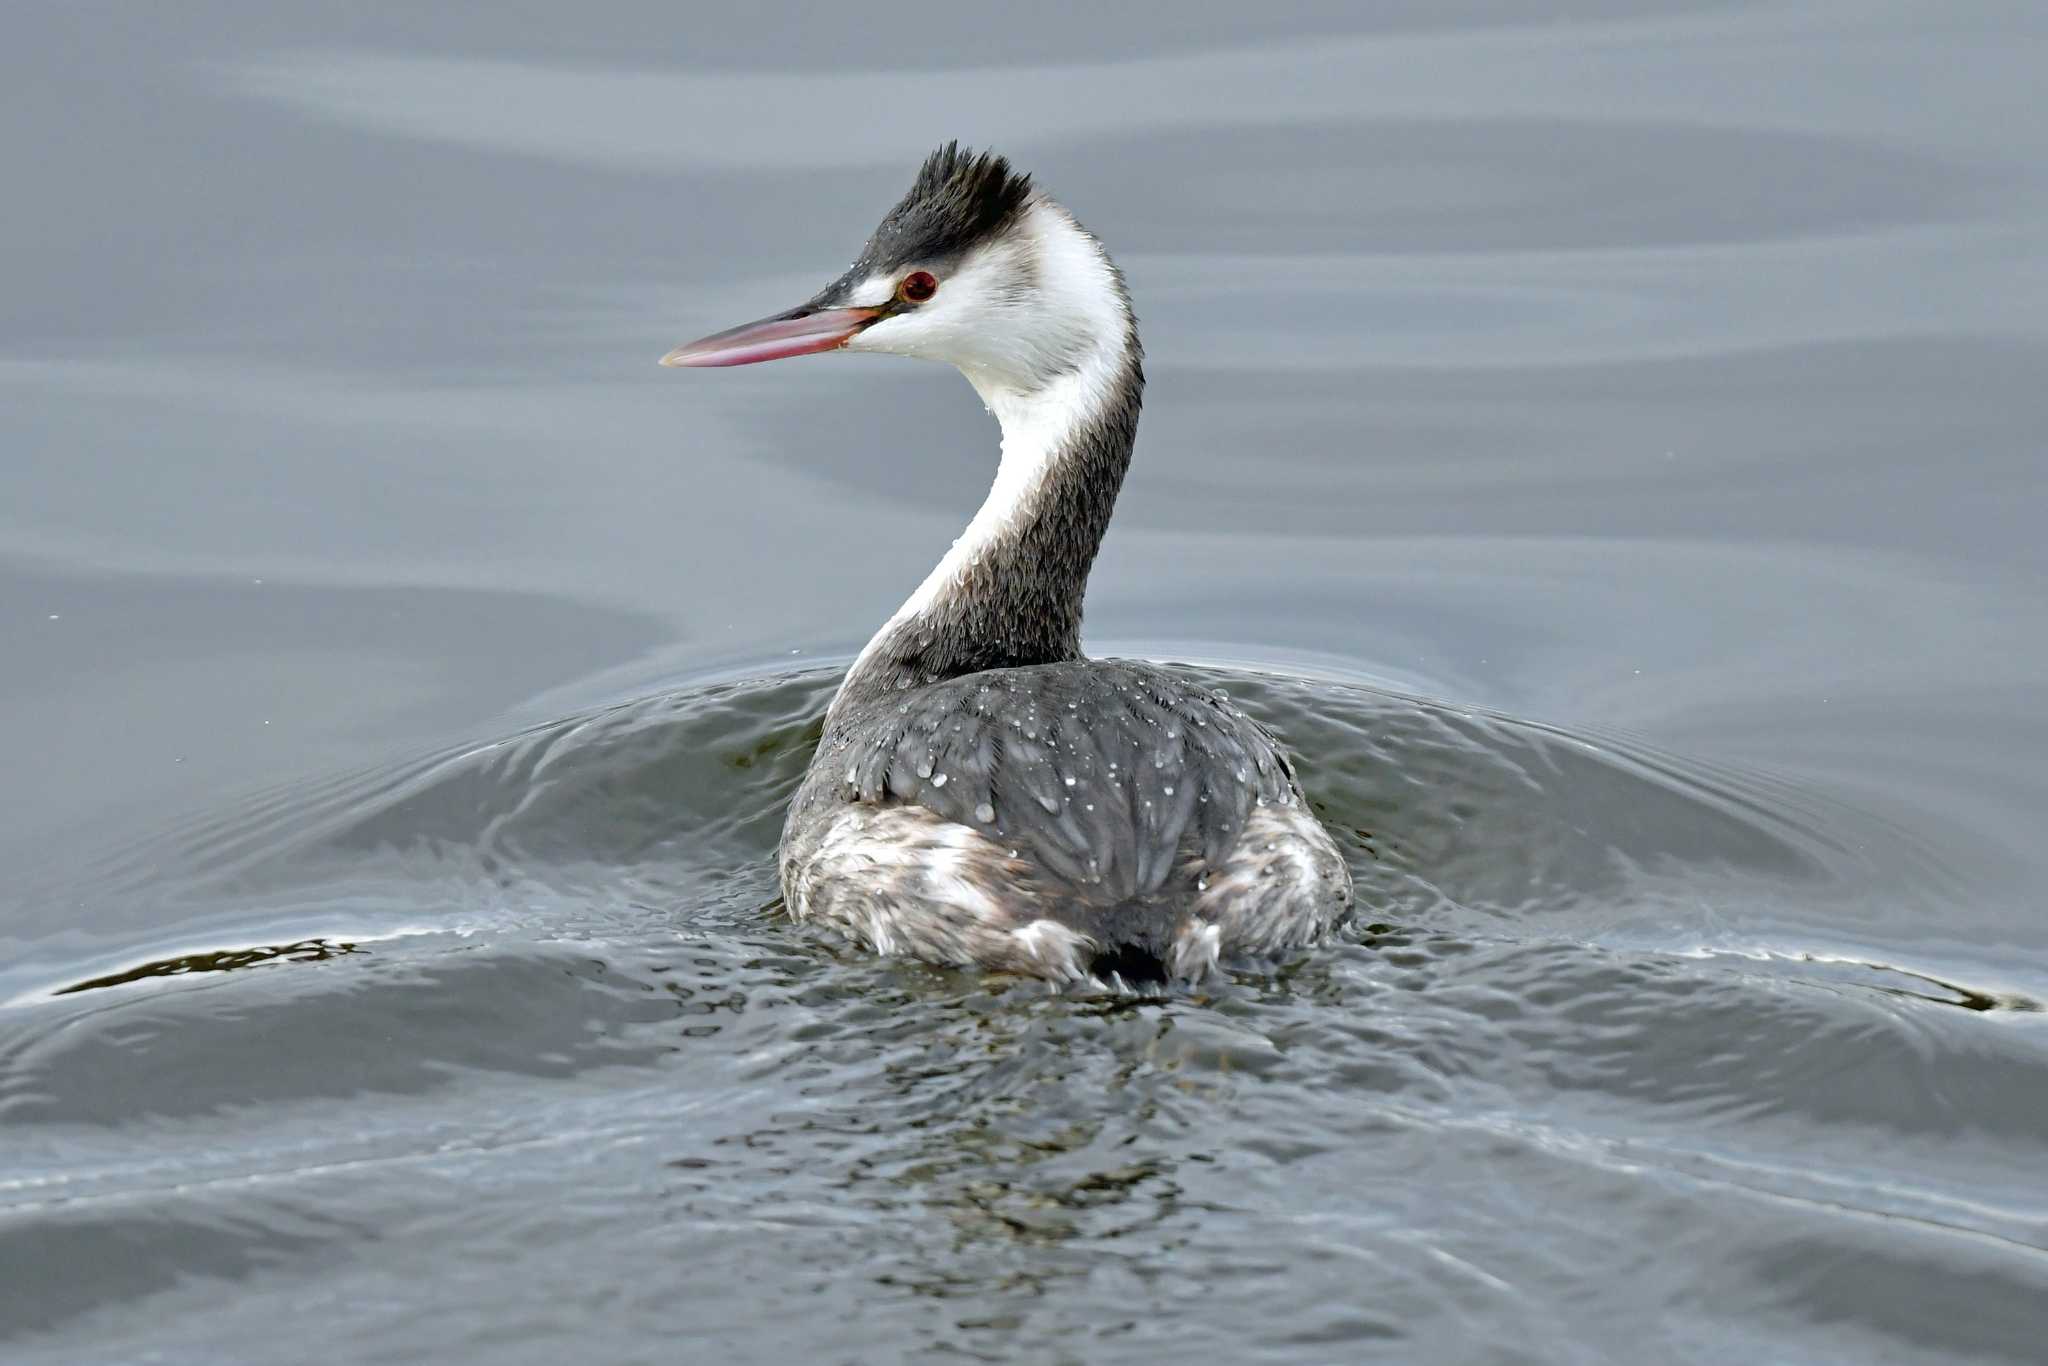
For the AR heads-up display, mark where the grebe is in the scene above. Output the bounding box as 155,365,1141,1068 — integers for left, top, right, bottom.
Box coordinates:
662,144,1352,983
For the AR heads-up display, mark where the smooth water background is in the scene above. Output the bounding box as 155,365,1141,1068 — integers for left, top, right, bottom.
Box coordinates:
5,3,2047,1361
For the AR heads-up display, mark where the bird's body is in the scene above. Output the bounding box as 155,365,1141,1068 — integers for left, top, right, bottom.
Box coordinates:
663,145,1352,982
785,660,1347,982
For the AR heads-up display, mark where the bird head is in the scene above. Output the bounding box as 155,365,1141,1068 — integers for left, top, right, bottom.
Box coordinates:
661,143,1130,404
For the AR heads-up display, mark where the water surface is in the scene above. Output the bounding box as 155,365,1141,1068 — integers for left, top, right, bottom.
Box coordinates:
5,3,2048,1361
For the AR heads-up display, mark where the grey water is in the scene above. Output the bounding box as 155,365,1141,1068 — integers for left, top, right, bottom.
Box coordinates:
4,3,2047,1361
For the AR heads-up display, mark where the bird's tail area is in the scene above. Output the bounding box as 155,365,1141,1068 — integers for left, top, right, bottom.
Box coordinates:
1039,899,1219,987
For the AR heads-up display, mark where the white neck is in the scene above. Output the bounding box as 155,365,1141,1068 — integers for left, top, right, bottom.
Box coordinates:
834,199,1136,712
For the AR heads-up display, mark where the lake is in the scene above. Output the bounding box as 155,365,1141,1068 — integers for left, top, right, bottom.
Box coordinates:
4,3,2047,1361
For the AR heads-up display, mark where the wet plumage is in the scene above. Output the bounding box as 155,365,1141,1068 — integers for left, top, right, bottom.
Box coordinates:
783,661,1348,981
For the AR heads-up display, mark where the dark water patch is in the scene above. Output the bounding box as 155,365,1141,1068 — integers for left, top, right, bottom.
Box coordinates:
106,671,831,914
1712,950,2047,1016
1744,1231,2048,1364
0,1200,362,1344
51,937,361,997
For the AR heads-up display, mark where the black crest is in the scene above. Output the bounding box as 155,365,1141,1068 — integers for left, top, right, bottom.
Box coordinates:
858,143,1035,274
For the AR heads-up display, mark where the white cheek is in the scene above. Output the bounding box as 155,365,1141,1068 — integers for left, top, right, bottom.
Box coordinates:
846,256,1006,363
848,281,995,361
838,207,1117,395
846,309,941,358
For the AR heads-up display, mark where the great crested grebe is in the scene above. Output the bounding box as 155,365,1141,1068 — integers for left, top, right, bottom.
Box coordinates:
663,144,1351,983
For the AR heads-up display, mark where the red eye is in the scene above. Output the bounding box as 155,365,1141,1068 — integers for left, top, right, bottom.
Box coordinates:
898,271,938,303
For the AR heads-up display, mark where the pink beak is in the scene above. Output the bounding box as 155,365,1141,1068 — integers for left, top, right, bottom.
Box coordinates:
659,305,884,368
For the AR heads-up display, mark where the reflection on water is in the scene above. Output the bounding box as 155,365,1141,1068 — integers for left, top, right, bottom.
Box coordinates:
50,938,361,997
4,1,2048,1361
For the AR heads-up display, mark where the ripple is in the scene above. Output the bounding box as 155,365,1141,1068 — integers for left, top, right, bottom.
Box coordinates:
221,14,2038,176
3,659,2035,1359
16,658,1880,983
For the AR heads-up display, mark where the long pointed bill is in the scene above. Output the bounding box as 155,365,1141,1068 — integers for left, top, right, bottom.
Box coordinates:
659,305,883,368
